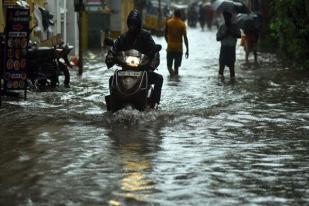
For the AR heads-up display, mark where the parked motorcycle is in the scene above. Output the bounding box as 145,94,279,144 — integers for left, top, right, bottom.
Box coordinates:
104,38,161,112
27,43,73,89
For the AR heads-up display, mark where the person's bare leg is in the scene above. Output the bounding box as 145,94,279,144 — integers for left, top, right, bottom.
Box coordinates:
229,65,235,79
219,63,225,80
254,49,258,64
168,67,174,76
174,66,179,75
245,50,249,64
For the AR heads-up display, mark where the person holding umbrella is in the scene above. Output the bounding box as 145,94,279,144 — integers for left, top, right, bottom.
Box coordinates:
212,0,247,14
237,12,262,64
216,11,241,80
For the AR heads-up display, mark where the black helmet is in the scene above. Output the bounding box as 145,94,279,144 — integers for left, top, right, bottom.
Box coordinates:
127,9,142,30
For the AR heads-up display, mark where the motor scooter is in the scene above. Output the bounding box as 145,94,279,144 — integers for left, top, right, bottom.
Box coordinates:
104,38,161,112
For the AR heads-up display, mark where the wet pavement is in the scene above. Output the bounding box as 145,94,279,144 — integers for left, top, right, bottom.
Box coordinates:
0,28,309,206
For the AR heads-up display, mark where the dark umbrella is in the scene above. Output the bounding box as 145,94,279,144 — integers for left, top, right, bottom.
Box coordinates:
232,0,251,14
211,0,243,13
203,2,212,9
236,13,262,32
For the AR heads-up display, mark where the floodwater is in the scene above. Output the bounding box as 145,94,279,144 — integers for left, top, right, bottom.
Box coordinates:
1,28,309,206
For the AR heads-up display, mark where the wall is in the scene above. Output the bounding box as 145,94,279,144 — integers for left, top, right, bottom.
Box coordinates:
107,0,134,38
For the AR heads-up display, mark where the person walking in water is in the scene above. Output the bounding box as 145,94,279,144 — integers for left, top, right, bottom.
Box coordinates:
165,9,189,76
216,12,241,80
243,28,259,64
198,4,207,31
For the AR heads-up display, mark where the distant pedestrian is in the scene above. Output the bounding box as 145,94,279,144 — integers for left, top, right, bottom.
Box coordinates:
243,29,259,64
165,9,189,76
216,12,241,80
187,4,198,27
242,14,262,64
205,3,214,30
244,0,263,64
198,5,206,31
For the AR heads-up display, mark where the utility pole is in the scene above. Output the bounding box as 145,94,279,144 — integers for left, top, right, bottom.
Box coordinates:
78,8,83,75
74,0,85,75
158,0,162,33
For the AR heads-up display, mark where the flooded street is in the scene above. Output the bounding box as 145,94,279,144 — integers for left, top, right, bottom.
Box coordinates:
1,28,309,206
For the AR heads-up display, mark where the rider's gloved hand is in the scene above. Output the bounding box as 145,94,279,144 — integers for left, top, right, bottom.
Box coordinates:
149,52,160,71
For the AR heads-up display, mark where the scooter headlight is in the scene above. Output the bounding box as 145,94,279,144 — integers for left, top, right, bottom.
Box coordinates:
125,56,140,68
121,77,138,90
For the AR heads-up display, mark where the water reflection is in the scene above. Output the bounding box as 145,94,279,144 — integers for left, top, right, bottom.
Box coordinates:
107,124,162,205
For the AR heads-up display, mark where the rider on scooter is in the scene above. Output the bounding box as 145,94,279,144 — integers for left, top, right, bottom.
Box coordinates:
105,9,163,108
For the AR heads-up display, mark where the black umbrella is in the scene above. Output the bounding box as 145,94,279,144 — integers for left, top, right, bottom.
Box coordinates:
236,13,262,32
233,0,251,14
212,0,244,13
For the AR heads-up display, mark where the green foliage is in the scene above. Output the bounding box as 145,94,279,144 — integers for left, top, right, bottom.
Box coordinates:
269,0,309,69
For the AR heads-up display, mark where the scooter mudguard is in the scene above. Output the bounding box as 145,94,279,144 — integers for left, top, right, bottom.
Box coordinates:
107,70,149,112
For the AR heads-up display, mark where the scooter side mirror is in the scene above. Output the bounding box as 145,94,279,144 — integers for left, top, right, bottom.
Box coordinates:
104,38,114,47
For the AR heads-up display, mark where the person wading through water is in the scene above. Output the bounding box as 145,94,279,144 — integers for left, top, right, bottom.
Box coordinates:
216,11,241,80
165,9,189,76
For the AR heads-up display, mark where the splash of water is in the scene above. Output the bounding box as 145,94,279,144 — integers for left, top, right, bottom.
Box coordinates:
109,106,159,125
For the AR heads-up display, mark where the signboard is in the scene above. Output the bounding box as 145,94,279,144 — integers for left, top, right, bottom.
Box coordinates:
87,0,102,5
3,8,30,98
3,0,17,6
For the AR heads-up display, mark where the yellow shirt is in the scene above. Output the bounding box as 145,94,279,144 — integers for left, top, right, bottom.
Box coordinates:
166,17,186,52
